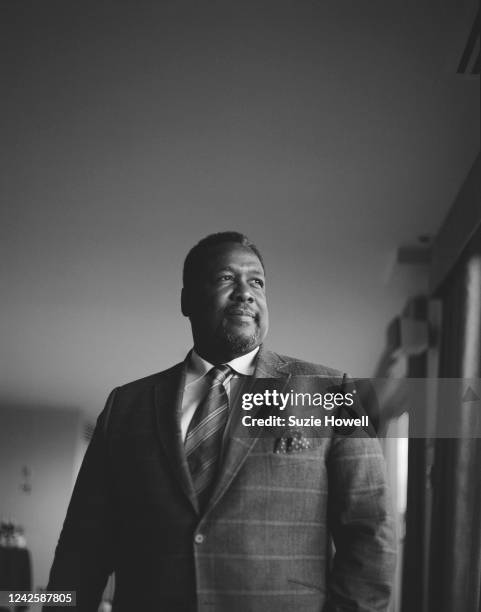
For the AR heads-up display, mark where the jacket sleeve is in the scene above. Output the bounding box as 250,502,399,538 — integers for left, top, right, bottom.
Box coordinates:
323,434,397,612
44,389,118,612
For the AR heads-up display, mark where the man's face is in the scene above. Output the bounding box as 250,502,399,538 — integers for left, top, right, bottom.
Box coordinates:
182,242,269,363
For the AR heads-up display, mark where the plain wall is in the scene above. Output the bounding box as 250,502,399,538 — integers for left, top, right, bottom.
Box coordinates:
0,407,84,590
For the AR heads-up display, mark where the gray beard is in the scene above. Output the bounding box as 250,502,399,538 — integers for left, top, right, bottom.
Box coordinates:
221,328,260,356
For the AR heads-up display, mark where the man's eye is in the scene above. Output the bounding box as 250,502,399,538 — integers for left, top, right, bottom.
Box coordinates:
252,279,264,287
219,275,234,281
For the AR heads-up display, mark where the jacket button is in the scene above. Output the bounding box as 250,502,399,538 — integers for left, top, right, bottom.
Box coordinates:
194,533,205,544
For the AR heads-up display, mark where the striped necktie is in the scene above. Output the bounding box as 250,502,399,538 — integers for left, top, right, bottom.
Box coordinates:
185,364,232,510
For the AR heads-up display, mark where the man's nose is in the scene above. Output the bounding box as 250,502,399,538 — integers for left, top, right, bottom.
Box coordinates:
232,281,254,302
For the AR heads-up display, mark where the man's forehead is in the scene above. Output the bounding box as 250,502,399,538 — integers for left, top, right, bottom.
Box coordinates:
204,243,264,272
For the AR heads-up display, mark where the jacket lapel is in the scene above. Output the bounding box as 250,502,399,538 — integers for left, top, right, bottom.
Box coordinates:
205,346,291,513
153,362,199,514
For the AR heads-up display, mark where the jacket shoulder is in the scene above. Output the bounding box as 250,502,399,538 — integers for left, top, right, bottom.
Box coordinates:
273,352,345,377
115,362,183,394
100,362,183,422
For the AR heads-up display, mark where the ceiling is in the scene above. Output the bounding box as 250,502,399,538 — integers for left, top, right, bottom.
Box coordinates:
2,0,479,418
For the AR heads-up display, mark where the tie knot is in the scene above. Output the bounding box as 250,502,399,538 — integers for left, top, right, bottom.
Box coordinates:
209,364,232,384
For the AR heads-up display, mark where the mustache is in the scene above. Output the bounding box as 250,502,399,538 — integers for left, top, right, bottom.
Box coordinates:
224,307,257,318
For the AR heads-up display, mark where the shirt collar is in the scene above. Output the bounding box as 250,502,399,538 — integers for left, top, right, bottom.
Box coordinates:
187,345,260,379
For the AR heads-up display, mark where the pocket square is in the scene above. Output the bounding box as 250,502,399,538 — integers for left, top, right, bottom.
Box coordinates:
273,430,312,454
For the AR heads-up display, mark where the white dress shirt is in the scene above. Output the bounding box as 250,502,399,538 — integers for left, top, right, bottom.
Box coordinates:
180,346,259,442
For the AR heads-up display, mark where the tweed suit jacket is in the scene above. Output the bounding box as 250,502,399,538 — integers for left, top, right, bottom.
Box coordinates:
46,346,396,612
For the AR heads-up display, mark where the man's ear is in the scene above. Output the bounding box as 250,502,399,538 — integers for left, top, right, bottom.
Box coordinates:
181,287,191,317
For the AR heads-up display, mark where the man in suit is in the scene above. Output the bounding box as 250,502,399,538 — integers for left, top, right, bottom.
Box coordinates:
46,231,396,612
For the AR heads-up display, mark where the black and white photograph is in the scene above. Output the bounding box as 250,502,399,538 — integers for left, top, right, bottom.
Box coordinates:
1,1,480,611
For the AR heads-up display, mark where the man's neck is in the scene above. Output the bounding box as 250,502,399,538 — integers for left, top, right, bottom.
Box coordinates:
194,344,260,366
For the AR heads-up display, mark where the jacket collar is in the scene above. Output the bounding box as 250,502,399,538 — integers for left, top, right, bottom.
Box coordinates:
253,344,290,378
